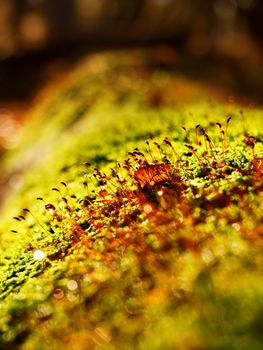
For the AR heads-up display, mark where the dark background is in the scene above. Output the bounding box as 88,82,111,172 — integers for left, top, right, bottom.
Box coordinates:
0,0,262,101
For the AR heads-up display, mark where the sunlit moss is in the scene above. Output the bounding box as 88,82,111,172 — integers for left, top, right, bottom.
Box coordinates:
0,50,263,350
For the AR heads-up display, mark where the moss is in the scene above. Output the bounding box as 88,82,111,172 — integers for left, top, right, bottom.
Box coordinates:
0,50,263,349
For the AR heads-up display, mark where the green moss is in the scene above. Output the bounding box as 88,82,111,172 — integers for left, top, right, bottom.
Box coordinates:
0,50,262,349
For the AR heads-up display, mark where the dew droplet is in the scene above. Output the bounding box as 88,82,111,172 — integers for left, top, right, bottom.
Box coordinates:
66,292,78,302
143,204,153,214
67,279,78,291
53,288,64,300
33,249,46,261
232,223,240,231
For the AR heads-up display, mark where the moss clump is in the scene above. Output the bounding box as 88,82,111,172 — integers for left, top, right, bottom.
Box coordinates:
0,50,263,350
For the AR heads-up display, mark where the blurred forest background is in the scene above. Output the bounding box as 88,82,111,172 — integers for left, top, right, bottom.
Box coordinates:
0,0,262,154
0,0,263,96
0,0,262,58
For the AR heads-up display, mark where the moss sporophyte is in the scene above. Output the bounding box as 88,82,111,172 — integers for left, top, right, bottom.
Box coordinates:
1,114,262,349
0,51,263,349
